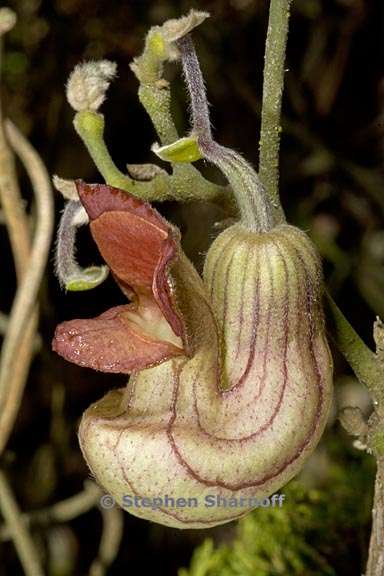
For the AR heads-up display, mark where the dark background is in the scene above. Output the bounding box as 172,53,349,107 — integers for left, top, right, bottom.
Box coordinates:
0,0,383,574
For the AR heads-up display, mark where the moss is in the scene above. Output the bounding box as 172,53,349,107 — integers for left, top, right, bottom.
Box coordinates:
179,444,374,576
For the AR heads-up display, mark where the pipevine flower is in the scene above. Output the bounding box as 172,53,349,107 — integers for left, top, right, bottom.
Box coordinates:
53,181,333,529
52,11,333,528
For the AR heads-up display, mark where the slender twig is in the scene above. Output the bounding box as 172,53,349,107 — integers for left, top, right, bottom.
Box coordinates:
366,457,384,576
37,481,101,524
0,470,44,576
325,294,384,404
365,322,384,575
0,22,30,280
89,505,124,576
74,110,231,209
0,10,41,459
0,120,54,454
0,481,102,541
257,4,384,571
0,13,46,573
0,479,123,575
259,0,292,223
0,312,42,352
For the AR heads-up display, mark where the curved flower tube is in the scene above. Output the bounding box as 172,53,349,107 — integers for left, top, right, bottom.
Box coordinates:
53,182,333,529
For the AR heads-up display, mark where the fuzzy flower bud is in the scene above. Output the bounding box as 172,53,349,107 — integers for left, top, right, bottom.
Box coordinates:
160,9,209,44
66,60,117,112
0,8,16,35
52,175,78,201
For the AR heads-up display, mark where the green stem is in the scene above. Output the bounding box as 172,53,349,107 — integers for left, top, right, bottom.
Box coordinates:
75,13,383,408
74,110,232,208
131,29,179,146
258,1,384,401
74,111,134,191
325,292,384,399
259,0,292,223
138,84,178,146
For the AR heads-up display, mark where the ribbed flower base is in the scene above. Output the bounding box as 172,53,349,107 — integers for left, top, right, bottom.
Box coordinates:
79,223,333,528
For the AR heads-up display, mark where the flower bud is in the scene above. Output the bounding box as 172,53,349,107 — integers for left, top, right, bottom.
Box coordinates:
0,8,16,35
66,61,117,112
52,175,78,201
160,10,209,44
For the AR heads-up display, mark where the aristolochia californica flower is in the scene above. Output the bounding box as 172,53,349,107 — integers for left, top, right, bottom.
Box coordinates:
52,181,333,528
66,60,117,112
53,12,333,529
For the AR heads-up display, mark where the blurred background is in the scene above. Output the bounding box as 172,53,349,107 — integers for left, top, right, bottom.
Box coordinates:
0,0,383,574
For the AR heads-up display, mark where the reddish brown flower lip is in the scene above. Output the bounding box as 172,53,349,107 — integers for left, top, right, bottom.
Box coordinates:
52,182,187,373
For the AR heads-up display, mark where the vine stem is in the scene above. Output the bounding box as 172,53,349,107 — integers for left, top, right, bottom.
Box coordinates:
0,38,37,457
0,39,30,279
259,0,384,394
0,120,54,454
89,504,123,576
0,470,43,576
0,481,102,540
0,11,51,458
259,2,384,574
366,457,384,576
259,0,292,223
325,294,384,403
73,110,230,208
176,35,274,232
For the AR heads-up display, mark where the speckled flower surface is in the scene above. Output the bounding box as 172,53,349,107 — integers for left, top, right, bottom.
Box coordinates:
53,182,333,528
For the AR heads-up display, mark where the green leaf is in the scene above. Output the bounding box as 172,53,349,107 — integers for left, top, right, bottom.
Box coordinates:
66,266,109,292
153,136,203,163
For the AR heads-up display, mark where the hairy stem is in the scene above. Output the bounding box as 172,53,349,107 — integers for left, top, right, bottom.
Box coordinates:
72,21,234,210
258,7,384,572
366,457,384,576
325,294,384,403
130,28,179,145
177,35,273,232
74,110,232,208
74,111,135,190
259,0,292,223
55,200,108,291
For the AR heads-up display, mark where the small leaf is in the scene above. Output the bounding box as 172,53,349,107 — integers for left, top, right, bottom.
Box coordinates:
66,266,109,292
152,137,203,163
